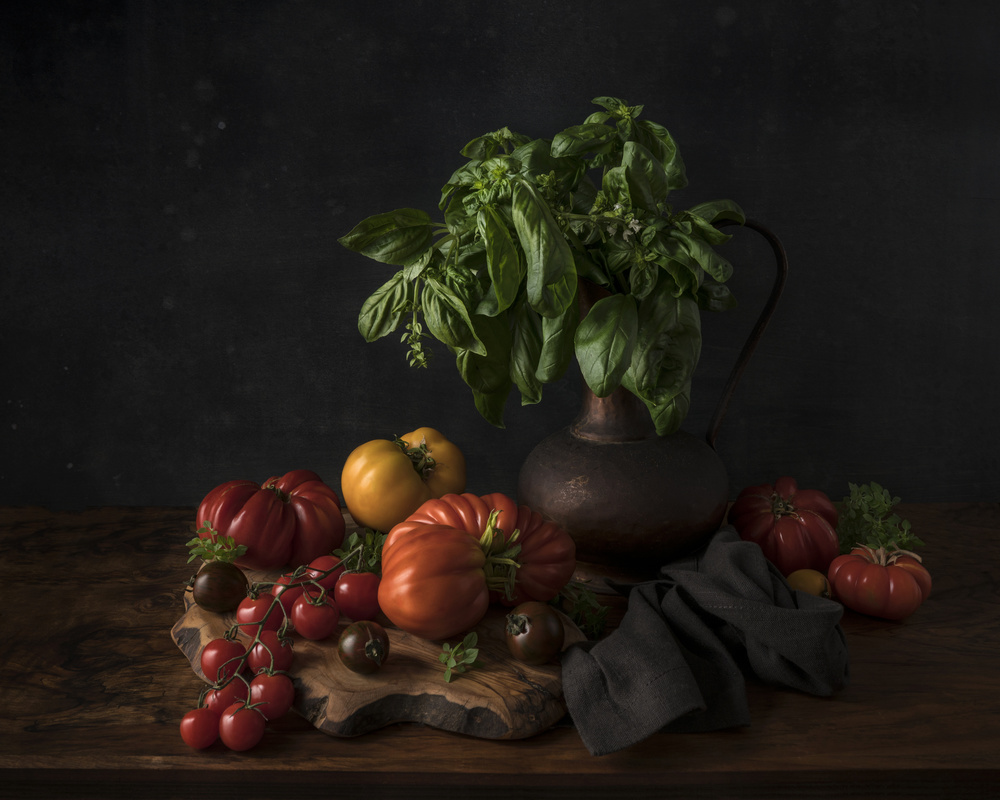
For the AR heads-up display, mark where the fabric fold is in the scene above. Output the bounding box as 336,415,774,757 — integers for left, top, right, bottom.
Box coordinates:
561,528,850,756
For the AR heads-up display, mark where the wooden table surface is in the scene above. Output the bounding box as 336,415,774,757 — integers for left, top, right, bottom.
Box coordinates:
1,503,998,799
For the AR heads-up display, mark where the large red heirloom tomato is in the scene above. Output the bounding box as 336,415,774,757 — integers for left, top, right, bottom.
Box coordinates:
827,545,932,621
378,492,576,641
195,469,346,570
728,476,840,577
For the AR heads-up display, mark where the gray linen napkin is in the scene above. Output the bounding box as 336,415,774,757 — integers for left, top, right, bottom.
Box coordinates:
560,527,850,756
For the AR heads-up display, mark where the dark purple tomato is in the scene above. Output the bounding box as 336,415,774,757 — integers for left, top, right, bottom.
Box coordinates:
505,601,565,666
192,561,249,613
337,620,390,674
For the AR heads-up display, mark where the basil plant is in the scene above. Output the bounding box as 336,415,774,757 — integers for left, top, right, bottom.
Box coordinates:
338,97,744,434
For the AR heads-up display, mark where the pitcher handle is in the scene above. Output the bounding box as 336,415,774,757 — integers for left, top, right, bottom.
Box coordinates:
706,219,788,449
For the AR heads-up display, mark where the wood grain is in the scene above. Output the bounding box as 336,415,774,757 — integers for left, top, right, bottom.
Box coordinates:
1,504,999,800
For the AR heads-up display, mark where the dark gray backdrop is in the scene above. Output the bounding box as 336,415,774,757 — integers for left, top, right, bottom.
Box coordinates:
3,1,997,510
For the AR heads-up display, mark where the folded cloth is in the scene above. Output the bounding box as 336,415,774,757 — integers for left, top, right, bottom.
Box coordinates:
560,527,850,756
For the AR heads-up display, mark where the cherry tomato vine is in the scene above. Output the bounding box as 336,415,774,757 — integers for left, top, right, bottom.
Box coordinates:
179,552,388,751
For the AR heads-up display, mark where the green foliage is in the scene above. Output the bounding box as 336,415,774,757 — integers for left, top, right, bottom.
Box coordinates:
186,523,247,564
837,482,924,553
554,580,609,640
339,97,745,433
333,530,387,574
439,632,482,682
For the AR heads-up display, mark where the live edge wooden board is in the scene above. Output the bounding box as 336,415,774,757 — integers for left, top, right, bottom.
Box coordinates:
170,514,585,741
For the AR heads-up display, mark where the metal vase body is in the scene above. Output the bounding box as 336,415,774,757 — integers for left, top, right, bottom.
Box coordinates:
517,384,729,571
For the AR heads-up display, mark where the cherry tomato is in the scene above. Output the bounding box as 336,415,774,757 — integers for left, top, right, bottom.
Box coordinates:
200,637,246,684
334,572,382,621
236,594,284,633
192,561,249,613
218,702,266,751
271,572,309,616
291,589,341,640
204,678,249,715
505,601,565,666
179,707,220,750
249,672,295,720
305,554,345,590
246,630,294,674
337,620,390,674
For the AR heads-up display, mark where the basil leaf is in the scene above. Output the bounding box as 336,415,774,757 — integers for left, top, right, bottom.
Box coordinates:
357,271,410,342
574,249,610,287
686,199,746,226
601,166,630,208
536,296,578,383
624,282,701,406
338,208,434,265
550,123,618,158
697,281,739,312
471,384,510,429
457,313,513,428
481,206,524,314
440,161,482,209
423,276,485,356
642,391,691,437
635,120,687,190
456,315,510,395
629,259,658,300
511,139,588,190
574,293,638,397
673,230,733,283
510,301,543,405
622,141,669,212
511,180,577,318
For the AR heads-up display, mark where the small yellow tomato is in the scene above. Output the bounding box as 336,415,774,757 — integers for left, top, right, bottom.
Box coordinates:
340,427,466,532
786,568,832,599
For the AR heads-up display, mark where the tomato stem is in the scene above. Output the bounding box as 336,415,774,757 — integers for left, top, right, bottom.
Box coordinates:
854,542,923,566
769,493,800,518
364,635,386,667
262,479,290,503
394,435,437,478
479,508,522,601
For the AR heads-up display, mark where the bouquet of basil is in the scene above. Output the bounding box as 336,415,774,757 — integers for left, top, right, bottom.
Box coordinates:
338,96,744,434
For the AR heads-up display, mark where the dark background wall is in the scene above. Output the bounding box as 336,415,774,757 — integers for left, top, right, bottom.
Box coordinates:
2,1,997,511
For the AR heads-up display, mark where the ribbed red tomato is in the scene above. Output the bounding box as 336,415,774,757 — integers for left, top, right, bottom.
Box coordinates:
195,469,346,570
378,523,493,641
728,477,840,577
827,545,932,621
389,492,576,606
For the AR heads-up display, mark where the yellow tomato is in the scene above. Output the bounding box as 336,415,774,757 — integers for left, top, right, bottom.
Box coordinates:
786,568,832,599
340,427,466,532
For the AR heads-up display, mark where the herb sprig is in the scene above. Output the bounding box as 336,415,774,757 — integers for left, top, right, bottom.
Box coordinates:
439,632,481,682
553,580,608,640
186,523,248,564
333,529,387,574
837,482,923,554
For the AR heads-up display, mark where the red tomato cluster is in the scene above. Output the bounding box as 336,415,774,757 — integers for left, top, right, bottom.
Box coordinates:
730,476,933,622
180,553,387,751
181,629,297,751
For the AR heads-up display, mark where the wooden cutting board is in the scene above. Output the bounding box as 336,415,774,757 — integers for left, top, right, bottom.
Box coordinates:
171,541,586,740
